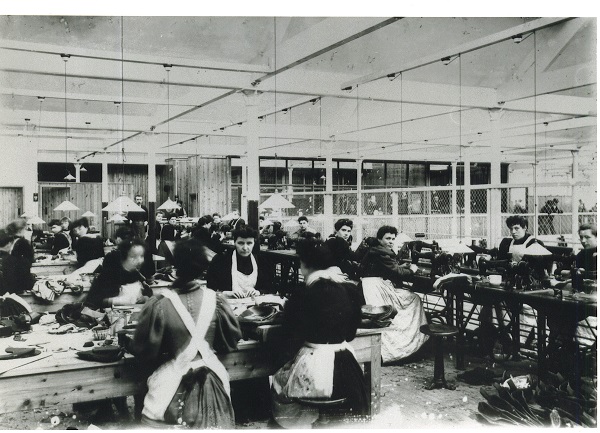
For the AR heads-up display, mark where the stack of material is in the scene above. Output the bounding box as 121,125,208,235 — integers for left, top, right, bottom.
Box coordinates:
477,372,597,427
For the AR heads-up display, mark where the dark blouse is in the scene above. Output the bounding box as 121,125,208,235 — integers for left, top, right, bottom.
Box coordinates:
283,277,362,345
85,250,151,309
0,251,35,295
73,235,105,267
11,238,34,265
51,232,71,255
360,244,413,287
576,247,597,273
129,283,242,375
206,251,274,293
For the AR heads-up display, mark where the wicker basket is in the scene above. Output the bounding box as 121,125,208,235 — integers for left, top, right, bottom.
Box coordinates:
92,326,110,341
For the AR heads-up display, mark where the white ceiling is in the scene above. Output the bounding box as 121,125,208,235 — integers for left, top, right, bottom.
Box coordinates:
0,16,596,167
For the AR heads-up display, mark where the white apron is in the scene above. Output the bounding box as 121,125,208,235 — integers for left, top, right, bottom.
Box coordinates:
142,288,231,421
231,251,258,293
508,236,535,262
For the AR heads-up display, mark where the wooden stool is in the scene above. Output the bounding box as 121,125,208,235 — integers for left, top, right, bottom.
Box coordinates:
298,397,348,426
420,323,459,390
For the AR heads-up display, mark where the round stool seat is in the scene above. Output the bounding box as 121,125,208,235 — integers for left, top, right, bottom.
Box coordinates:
420,323,459,337
297,397,347,407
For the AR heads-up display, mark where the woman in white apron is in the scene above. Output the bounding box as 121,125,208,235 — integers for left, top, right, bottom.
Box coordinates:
206,225,273,297
359,226,429,363
130,239,242,428
272,238,368,428
497,215,543,263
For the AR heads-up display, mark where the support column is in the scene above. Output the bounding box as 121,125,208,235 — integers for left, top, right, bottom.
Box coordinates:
464,157,472,239
287,167,294,201
571,150,580,246
324,144,334,235
356,159,363,242
489,108,504,247
242,90,262,231
101,161,109,237
391,192,399,229
148,150,157,252
451,162,458,238
240,156,248,221
74,163,82,183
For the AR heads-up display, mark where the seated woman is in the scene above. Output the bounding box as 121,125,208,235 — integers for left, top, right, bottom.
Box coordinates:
6,219,35,266
84,239,152,309
497,215,544,262
48,219,71,255
206,225,273,297
0,229,35,295
359,225,429,363
71,217,105,268
129,239,241,428
272,238,368,428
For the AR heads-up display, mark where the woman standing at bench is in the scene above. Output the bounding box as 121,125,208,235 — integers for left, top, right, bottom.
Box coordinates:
130,239,242,428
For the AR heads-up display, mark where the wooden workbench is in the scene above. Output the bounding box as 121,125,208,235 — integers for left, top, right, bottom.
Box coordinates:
0,326,382,417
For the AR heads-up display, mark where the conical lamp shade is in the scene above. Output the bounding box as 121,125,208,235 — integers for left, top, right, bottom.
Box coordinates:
20,212,31,218
222,211,239,220
54,200,80,211
157,198,181,210
396,232,413,243
64,173,76,181
259,193,295,210
79,166,87,172
102,196,145,213
82,211,96,218
108,213,128,223
524,242,552,256
284,218,299,228
27,216,46,225
444,243,474,254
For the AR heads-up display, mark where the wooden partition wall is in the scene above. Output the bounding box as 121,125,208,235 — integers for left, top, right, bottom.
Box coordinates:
0,187,24,227
175,156,231,217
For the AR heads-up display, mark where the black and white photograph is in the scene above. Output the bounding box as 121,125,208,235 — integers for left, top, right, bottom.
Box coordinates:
0,3,597,429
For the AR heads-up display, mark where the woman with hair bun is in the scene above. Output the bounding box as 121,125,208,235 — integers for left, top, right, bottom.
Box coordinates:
271,238,368,428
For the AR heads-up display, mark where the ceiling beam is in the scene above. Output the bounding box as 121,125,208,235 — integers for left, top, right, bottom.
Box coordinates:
0,38,271,74
341,17,574,89
253,17,402,85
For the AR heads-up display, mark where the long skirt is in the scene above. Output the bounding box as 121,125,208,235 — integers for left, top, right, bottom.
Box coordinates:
272,349,369,428
361,277,429,363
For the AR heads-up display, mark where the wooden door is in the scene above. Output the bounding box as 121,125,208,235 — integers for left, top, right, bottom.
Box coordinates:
0,187,23,227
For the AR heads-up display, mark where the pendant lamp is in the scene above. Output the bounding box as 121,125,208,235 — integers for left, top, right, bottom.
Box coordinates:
523,242,552,256
102,196,144,213
443,243,474,254
108,213,128,223
102,23,145,217
259,193,295,210
27,216,46,225
82,211,96,218
157,198,181,210
396,232,413,243
54,200,80,211
57,54,79,211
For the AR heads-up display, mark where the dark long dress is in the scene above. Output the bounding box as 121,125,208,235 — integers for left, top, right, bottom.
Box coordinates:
272,271,368,427
130,281,242,428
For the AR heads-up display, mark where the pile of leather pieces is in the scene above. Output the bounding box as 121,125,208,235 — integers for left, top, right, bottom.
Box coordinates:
477,371,597,427
360,304,398,328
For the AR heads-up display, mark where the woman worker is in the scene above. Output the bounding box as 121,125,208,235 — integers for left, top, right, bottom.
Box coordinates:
206,225,273,297
359,225,429,363
129,239,242,428
271,238,368,428
497,215,544,263
84,239,152,309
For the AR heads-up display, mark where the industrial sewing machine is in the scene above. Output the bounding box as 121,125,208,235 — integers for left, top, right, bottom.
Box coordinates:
409,240,461,277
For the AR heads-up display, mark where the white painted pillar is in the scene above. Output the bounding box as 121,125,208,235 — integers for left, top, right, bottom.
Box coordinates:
101,162,109,204
356,159,363,242
287,167,294,201
571,150,580,245
74,163,81,183
391,192,399,229
451,161,458,238
148,151,157,203
489,108,504,247
241,155,248,221
324,143,334,235
242,89,262,229
464,157,472,238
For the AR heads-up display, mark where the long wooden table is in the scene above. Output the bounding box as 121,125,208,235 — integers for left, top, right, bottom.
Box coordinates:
31,260,78,277
0,326,382,417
